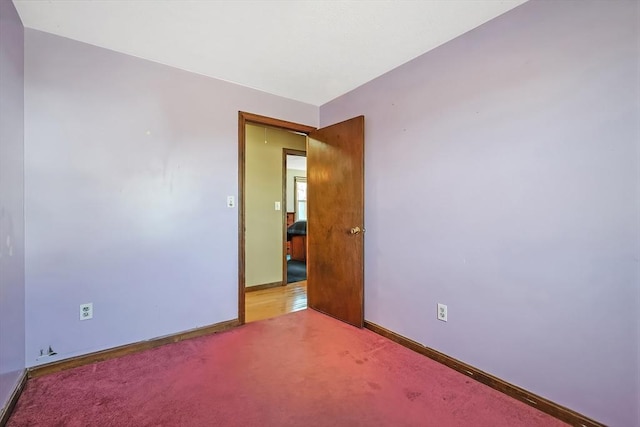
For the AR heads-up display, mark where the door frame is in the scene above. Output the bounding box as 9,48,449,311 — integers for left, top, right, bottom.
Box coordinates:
282,148,307,286
238,112,315,325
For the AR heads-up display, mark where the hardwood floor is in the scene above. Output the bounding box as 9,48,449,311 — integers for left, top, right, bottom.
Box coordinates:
245,280,307,323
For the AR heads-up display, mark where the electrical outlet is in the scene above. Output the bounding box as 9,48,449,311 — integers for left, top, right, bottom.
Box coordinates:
437,303,448,322
36,346,58,361
80,303,93,320
226,196,235,208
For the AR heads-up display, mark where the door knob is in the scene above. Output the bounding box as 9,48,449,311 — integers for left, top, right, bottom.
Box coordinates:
350,226,362,235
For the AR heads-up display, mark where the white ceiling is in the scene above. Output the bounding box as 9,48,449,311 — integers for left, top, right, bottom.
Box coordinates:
13,0,527,106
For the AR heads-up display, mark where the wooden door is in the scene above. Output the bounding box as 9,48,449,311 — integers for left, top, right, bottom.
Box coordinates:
307,116,365,327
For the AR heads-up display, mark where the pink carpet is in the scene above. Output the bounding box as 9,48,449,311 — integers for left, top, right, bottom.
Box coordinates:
9,310,567,426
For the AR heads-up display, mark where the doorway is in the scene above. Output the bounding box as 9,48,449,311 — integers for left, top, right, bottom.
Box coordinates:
284,151,307,285
238,112,365,327
239,114,314,324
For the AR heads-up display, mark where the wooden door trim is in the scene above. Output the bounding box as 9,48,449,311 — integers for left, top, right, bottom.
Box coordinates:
282,148,307,287
238,112,315,324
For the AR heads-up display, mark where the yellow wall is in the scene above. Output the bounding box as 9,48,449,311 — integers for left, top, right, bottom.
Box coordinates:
245,124,306,287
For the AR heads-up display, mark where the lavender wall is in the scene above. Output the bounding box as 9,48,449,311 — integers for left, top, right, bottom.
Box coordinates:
24,29,317,366
0,0,25,410
320,1,639,426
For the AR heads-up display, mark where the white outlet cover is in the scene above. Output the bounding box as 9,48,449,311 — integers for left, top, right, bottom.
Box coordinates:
226,196,235,208
80,302,93,320
437,303,447,322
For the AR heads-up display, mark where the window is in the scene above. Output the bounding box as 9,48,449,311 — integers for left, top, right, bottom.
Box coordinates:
295,177,307,221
